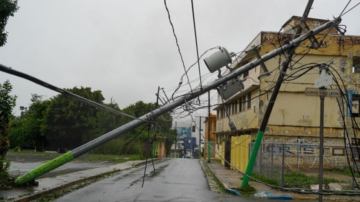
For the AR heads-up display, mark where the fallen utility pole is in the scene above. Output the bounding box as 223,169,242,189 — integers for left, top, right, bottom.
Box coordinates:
15,17,341,185
241,0,314,187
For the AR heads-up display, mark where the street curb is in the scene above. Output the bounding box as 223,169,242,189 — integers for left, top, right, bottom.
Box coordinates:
201,160,240,196
200,160,227,190
12,159,157,202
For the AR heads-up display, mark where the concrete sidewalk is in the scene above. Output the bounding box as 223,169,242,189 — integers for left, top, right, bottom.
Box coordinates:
203,159,360,201
1,160,148,202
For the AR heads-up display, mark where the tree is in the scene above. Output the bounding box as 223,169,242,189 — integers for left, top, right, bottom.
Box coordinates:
0,80,16,157
0,80,16,190
42,87,105,149
8,95,49,150
0,0,19,47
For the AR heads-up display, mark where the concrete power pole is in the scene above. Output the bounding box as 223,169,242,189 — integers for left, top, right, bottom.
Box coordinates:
175,120,177,158
207,91,211,162
241,0,315,187
153,86,160,157
14,16,341,185
199,116,202,159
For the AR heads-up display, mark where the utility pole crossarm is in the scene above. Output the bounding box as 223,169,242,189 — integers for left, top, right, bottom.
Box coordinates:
15,17,341,185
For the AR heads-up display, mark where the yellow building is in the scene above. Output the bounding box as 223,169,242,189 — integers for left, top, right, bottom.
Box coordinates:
204,113,216,159
214,16,360,171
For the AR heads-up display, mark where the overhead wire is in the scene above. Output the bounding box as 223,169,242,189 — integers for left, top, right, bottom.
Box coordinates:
163,0,193,96
341,2,360,17
0,63,148,122
190,0,202,90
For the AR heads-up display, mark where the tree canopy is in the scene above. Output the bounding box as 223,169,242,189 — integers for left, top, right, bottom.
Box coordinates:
0,80,16,157
7,86,175,156
0,0,19,47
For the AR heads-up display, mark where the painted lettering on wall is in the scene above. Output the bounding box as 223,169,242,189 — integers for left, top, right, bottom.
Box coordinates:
265,128,341,137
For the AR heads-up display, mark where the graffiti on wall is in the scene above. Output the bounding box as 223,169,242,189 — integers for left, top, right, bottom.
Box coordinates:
265,127,341,137
263,143,318,156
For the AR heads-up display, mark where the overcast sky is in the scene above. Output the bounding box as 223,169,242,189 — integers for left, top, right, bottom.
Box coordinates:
0,0,359,126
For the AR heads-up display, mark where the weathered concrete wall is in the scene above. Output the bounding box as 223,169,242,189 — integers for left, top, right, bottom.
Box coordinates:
215,24,360,170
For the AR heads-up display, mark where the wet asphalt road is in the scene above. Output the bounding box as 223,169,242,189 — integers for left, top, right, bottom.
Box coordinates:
54,158,258,202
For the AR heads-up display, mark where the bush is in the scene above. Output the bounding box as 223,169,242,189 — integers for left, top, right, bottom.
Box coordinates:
0,157,13,190
13,146,21,152
251,173,279,186
90,138,141,156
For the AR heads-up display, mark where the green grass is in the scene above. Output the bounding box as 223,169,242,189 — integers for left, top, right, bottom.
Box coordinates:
284,171,339,188
9,150,52,156
213,159,222,164
251,173,279,186
237,184,256,197
8,150,141,164
203,166,226,194
80,154,141,164
331,167,360,178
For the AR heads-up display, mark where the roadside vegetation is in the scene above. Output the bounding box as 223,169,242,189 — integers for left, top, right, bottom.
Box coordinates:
238,184,256,197
8,90,176,157
284,171,340,188
7,150,142,164
204,168,226,194
1,82,175,190
251,173,279,186
331,167,360,178
249,171,340,189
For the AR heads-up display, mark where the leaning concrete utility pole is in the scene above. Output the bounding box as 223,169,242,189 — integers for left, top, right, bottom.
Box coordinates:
153,86,161,157
207,91,211,162
241,0,314,187
15,16,340,185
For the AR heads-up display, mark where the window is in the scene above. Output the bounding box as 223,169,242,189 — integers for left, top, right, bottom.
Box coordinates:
242,96,247,111
239,98,242,112
213,122,216,132
234,100,238,113
332,147,345,156
247,93,251,109
352,94,360,117
353,57,360,73
192,125,195,132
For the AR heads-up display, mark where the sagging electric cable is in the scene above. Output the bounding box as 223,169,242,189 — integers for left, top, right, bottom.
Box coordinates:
0,63,148,122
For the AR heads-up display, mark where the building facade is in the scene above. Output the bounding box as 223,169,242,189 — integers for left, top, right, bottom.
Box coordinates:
191,116,204,149
204,113,217,159
214,16,360,171
176,127,191,140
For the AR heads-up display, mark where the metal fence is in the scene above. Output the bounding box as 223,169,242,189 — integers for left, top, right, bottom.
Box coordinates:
250,142,351,186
